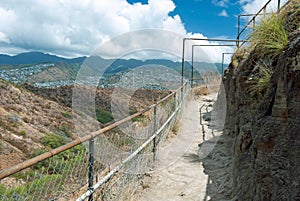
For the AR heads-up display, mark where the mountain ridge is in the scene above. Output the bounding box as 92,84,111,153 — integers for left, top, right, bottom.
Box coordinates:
0,52,86,65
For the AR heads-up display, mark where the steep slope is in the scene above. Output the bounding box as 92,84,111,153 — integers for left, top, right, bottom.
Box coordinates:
0,80,79,169
0,79,171,171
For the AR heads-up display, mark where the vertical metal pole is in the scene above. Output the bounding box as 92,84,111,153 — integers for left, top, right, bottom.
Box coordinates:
191,45,194,88
173,92,177,113
181,38,185,86
88,138,95,201
222,53,225,76
153,102,157,161
278,0,281,12
237,15,240,47
181,38,186,103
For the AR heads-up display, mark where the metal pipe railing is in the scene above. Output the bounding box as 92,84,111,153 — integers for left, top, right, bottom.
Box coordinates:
77,89,186,201
0,82,188,180
191,45,236,86
237,0,290,47
181,38,247,84
221,53,234,75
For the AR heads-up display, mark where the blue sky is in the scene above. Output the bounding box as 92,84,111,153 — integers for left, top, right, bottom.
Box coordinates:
0,0,288,61
128,0,242,39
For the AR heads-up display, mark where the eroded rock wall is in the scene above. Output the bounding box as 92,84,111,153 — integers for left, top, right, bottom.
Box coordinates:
223,24,300,201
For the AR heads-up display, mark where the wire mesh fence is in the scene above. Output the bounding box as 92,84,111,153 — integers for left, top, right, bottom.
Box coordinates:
0,144,92,201
0,82,190,201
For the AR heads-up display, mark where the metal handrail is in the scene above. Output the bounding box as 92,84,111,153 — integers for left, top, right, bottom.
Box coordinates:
77,91,186,201
191,44,236,86
0,81,188,180
237,0,290,47
221,53,234,75
181,38,248,85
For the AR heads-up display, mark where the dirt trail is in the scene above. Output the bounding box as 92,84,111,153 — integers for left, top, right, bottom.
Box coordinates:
131,93,227,201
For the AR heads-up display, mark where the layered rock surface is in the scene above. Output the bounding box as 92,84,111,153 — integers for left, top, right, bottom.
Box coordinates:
222,4,300,200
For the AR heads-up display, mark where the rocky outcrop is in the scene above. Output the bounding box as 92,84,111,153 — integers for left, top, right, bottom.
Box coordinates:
222,6,300,201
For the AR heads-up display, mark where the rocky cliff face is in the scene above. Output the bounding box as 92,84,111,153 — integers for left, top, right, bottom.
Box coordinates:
223,3,300,200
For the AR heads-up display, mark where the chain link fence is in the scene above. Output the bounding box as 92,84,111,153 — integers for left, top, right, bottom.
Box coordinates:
0,82,190,201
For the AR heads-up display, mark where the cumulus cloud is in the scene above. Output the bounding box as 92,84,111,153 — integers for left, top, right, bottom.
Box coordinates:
0,0,235,63
218,10,229,17
212,0,229,7
240,0,289,14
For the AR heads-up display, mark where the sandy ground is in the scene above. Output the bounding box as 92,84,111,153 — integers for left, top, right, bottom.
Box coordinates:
131,93,226,201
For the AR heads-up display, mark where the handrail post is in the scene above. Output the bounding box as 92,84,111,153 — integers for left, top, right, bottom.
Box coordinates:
222,53,225,76
152,101,157,161
173,92,177,113
88,138,95,201
181,38,186,87
237,15,241,47
191,45,194,88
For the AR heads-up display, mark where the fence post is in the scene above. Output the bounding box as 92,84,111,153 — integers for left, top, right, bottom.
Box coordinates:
173,92,177,113
237,15,240,47
152,101,157,161
88,138,95,201
277,0,281,12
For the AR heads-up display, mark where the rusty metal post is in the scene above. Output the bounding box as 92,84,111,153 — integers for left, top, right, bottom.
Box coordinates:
88,138,95,201
191,45,196,86
152,102,157,161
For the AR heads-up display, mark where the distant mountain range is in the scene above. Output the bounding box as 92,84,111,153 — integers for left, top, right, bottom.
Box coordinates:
0,52,224,74
0,51,226,88
0,52,86,65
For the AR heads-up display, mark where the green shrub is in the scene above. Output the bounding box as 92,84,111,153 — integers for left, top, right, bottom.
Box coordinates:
13,170,36,181
129,109,142,122
96,108,113,123
250,12,288,58
62,111,72,118
0,174,62,200
41,133,66,149
0,184,6,195
31,149,46,158
18,130,27,137
59,124,72,138
31,144,86,173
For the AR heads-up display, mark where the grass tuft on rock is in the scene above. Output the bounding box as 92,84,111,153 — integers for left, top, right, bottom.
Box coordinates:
250,13,288,58
247,62,273,98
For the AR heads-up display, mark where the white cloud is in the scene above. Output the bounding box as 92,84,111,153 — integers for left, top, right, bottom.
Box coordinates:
218,10,228,17
240,0,289,14
0,32,10,43
0,0,234,63
212,0,229,7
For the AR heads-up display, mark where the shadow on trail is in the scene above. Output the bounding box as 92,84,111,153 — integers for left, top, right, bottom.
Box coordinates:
200,134,234,201
196,86,235,201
